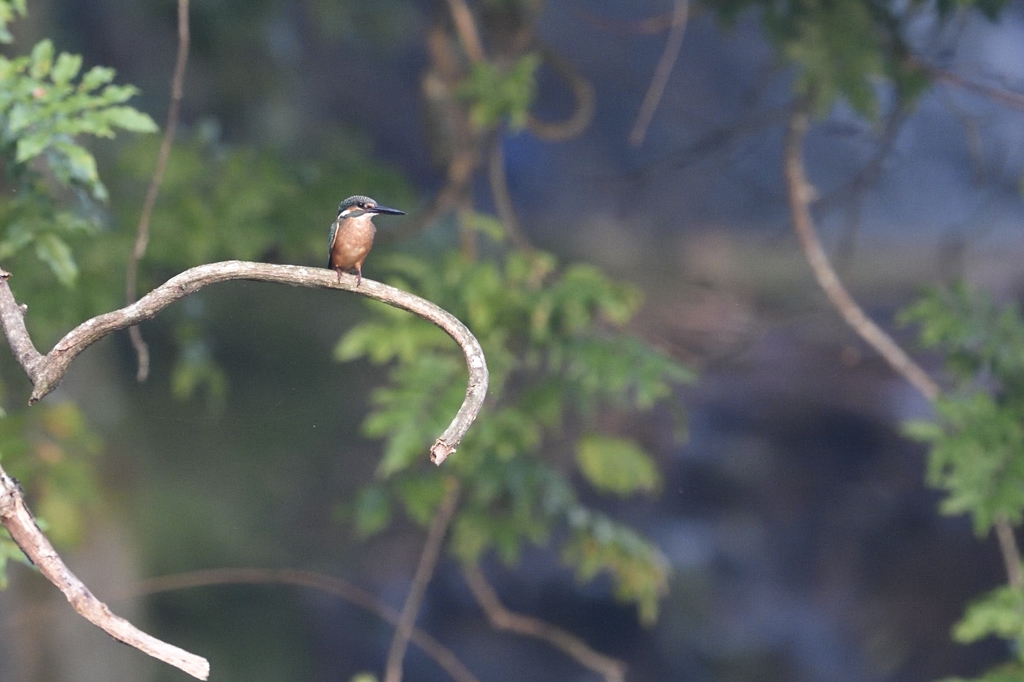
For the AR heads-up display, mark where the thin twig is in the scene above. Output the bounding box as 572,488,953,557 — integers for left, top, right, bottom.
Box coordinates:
125,0,190,383
782,103,1024,587
994,515,1024,589
487,139,532,250
628,0,689,147
908,57,1024,113
0,467,209,679
132,568,480,682
383,478,461,682
462,564,627,682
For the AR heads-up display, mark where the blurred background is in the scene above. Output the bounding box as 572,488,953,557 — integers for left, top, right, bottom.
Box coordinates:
0,0,1022,681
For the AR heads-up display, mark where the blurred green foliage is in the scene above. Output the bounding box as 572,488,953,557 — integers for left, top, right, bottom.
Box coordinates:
0,2,154,568
900,283,1024,681
703,0,1003,115
338,231,694,624
458,53,541,132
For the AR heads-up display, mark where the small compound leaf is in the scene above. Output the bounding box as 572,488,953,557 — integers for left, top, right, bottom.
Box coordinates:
576,435,662,496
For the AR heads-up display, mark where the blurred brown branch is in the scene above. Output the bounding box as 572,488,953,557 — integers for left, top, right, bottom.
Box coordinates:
0,468,210,679
384,478,461,682
132,567,481,682
782,104,1023,589
462,564,627,682
629,0,690,146
125,0,191,383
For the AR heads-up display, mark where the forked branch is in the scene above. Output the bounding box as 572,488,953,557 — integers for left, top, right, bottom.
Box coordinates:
462,564,626,682
0,469,210,679
0,261,489,677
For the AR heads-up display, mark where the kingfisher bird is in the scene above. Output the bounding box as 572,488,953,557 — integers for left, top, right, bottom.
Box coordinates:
327,195,404,286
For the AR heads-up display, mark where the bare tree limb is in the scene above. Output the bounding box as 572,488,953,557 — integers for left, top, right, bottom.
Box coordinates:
462,564,627,682
0,261,487,464
783,106,941,401
132,568,481,682
0,468,210,679
782,104,1023,588
125,0,190,383
384,478,461,682
628,0,689,147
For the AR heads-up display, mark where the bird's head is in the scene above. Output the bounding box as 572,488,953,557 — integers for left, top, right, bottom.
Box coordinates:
337,195,405,220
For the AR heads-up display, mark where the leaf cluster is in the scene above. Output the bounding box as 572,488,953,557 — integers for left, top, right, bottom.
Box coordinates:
338,231,694,623
900,283,1024,536
458,53,541,132
900,283,1024,680
935,585,1024,682
0,12,157,286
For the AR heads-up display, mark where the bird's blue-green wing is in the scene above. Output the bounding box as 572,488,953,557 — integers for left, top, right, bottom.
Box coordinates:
327,220,339,268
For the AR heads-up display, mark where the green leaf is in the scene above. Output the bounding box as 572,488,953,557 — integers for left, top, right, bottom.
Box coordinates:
29,39,53,79
576,435,662,496
79,65,115,91
50,52,82,86
34,233,77,286
15,134,48,163
953,585,1024,649
102,106,158,133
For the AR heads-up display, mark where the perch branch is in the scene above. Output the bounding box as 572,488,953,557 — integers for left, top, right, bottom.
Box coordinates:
384,478,461,682
125,0,190,382
628,0,690,147
133,567,480,682
0,261,487,464
462,564,626,682
0,467,210,679
783,104,1023,587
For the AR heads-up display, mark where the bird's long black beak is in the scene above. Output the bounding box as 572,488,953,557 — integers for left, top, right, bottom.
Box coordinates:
369,205,404,216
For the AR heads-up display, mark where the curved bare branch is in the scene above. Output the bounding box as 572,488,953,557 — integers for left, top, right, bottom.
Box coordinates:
0,261,488,463
0,469,210,679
